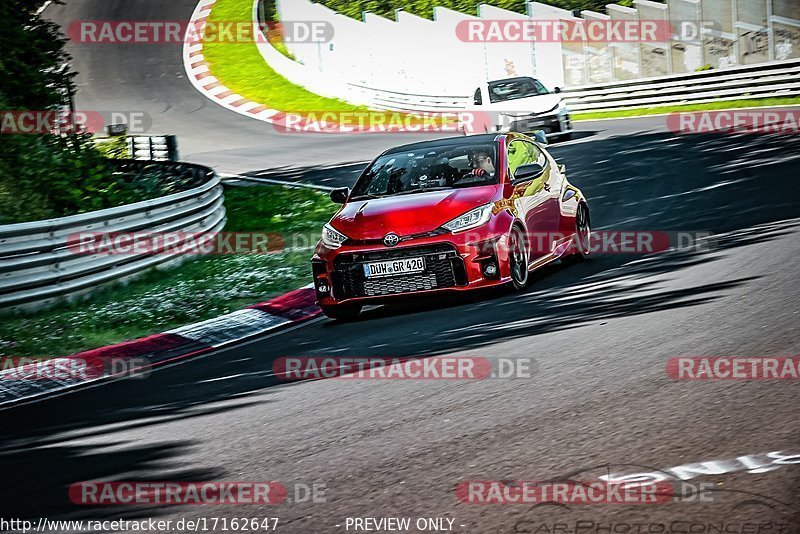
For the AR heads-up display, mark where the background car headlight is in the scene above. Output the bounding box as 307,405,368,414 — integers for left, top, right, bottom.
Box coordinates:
322,223,348,248
442,204,493,233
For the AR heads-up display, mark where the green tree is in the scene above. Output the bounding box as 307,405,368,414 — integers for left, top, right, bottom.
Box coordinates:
0,0,74,109
0,0,111,224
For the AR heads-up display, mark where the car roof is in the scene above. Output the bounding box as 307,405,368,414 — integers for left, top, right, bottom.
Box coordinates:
488,76,537,84
382,134,500,155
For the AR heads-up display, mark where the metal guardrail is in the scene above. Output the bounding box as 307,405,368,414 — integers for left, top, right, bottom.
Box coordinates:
562,59,800,113
343,59,799,115
347,84,472,113
220,173,336,192
0,161,225,314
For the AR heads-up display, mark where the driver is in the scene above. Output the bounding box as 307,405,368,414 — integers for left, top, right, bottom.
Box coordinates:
468,149,495,177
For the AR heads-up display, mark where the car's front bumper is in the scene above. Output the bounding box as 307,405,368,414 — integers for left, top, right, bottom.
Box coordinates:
312,228,514,306
505,108,572,136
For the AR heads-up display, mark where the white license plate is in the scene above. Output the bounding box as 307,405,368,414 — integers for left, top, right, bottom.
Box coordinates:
363,257,425,278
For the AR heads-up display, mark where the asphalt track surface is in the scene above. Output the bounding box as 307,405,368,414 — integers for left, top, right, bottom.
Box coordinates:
4,0,798,532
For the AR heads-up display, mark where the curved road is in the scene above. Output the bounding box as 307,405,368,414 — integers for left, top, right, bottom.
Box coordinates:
50,0,464,173
3,0,798,531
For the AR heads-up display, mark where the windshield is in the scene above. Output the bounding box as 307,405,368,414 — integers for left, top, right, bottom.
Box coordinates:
351,143,498,199
488,78,550,103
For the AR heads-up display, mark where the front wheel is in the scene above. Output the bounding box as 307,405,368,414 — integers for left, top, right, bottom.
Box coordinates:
320,304,362,321
508,226,529,290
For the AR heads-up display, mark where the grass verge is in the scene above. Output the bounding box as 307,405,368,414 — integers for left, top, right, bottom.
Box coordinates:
573,96,800,121
0,185,336,358
202,0,367,112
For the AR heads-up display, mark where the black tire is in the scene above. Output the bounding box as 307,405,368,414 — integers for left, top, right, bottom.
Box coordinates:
508,225,529,290
564,203,591,263
321,304,362,321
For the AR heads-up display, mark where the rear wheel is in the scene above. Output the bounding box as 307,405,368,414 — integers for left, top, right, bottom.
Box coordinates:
508,226,529,290
321,304,362,321
566,203,591,263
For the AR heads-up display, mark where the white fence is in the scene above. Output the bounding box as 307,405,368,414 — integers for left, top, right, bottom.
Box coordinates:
264,0,799,106
0,162,225,314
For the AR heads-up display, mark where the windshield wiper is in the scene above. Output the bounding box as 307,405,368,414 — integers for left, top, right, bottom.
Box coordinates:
350,194,383,200
394,187,451,196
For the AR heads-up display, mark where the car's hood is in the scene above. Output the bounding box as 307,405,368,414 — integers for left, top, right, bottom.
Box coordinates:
485,93,563,116
331,185,500,240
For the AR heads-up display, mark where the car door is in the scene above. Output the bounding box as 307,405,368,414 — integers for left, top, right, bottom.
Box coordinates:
507,139,560,259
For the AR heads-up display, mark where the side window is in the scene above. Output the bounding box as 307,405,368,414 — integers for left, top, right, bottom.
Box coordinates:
473,88,482,106
519,80,535,96
533,79,549,94
507,140,545,178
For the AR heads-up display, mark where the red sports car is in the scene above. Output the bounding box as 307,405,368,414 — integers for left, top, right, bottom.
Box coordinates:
311,132,590,320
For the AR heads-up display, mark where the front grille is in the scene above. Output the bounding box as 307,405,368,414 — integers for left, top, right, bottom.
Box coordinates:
345,229,448,247
511,114,559,133
363,273,438,295
332,244,466,298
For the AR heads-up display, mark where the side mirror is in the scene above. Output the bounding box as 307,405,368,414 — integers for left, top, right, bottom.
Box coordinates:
330,187,350,204
554,87,562,93
511,163,545,185
532,130,548,145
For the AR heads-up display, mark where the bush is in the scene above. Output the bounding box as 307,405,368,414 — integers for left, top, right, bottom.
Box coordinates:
0,125,114,223
94,136,129,159
314,0,641,20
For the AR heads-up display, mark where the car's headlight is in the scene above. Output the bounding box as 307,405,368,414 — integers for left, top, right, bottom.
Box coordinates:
322,223,348,248
441,204,493,233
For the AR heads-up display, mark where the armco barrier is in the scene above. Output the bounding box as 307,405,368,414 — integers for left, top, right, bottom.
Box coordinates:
560,58,800,113
0,161,225,314
346,84,472,113
286,59,800,114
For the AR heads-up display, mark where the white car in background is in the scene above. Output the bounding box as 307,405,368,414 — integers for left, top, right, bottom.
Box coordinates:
472,77,573,140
